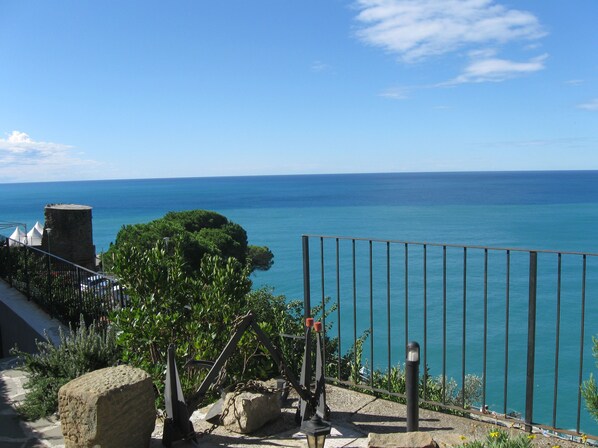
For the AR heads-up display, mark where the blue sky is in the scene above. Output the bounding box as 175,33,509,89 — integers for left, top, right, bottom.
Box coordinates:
1,0,597,183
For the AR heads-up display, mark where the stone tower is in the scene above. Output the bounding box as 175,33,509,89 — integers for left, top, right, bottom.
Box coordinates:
42,204,96,271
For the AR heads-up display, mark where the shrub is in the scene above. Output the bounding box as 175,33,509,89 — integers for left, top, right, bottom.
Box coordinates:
458,429,533,448
10,316,120,420
582,335,598,422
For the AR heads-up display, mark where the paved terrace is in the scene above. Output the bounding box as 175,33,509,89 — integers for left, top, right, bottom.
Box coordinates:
0,280,591,448
1,355,588,448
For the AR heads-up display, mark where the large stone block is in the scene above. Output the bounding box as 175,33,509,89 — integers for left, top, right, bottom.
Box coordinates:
58,365,155,448
221,389,281,434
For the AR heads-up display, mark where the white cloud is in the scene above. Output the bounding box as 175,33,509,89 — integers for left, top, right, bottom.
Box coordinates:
447,53,547,84
355,0,545,62
578,99,598,111
566,79,584,86
354,0,547,84
379,86,410,99
0,131,101,182
311,60,331,73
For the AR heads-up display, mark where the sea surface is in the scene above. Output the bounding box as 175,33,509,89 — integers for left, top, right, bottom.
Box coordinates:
1,171,598,433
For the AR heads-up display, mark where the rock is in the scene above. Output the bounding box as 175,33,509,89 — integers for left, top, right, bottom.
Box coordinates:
368,432,438,448
58,365,155,448
221,388,281,434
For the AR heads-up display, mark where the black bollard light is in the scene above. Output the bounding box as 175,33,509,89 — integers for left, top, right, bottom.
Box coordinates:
405,341,420,432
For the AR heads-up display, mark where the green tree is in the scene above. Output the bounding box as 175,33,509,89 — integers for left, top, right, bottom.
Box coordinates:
104,210,273,274
582,336,598,422
108,239,268,409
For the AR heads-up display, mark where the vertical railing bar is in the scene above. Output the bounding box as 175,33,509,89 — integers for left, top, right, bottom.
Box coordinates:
320,237,326,365
352,239,357,383
302,235,311,319
423,244,428,401
525,251,538,432
6,241,12,287
483,248,488,412
576,254,587,433
504,250,510,417
552,253,561,428
461,247,467,409
442,245,447,404
369,240,374,388
405,243,409,355
387,242,391,393
336,238,341,381
25,245,31,298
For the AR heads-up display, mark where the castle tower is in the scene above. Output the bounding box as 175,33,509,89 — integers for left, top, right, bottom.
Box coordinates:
42,204,96,271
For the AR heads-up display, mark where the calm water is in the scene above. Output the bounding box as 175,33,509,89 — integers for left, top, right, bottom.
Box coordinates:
1,171,597,432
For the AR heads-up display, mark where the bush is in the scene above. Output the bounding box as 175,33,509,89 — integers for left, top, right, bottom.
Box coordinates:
108,240,255,410
458,429,533,448
582,335,598,422
10,316,121,420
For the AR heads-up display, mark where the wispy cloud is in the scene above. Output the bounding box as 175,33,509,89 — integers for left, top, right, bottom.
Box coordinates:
379,86,410,99
311,60,331,73
446,53,547,84
0,131,101,182
578,99,598,111
566,79,584,86
354,0,547,84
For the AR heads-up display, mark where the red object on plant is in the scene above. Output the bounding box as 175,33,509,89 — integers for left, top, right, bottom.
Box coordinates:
314,321,322,332
305,317,314,327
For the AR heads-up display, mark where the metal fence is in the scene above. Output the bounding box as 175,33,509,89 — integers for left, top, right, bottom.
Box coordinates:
301,235,598,439
0,239,124,327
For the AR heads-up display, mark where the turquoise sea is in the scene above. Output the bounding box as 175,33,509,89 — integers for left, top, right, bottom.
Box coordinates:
1,171,598,433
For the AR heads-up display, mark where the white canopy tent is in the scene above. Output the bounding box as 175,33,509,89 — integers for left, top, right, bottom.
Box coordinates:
33,221,44,234
27,226,42,246
9,227,27,246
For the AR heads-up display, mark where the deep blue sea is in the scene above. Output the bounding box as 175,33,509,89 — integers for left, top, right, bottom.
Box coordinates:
1,171,597,433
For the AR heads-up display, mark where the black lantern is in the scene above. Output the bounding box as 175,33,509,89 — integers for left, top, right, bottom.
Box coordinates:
301,413,331,448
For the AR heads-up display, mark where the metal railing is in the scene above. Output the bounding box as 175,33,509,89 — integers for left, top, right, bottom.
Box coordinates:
0,239,124,327
302,235,598,439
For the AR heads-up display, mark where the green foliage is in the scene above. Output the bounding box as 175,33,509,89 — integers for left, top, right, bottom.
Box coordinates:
10,316,120,420
347,334,482,413
109,239,261,409
582,335,598,422
458,429,533,448
104,209,272,274
247,245,274,271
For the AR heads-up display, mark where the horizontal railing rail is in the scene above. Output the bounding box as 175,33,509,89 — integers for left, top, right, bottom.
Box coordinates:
0,238,124,327
302,234,598,440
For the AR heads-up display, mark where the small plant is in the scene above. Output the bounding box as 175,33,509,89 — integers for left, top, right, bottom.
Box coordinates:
10,316,120,420
458,429,533,448
582,336,598,422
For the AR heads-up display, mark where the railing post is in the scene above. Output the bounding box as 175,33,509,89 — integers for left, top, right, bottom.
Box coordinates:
46,251,53,317
24,245,31,299
6,240,12,287
303,235,311,319
525,251,538,432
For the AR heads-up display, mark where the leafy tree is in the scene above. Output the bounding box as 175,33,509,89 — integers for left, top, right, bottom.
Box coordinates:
582,335,598,422
104,210,273,274
108,238,276,409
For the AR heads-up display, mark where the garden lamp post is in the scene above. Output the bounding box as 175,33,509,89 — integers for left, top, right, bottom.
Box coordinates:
301,413,331,448
406,341,420,432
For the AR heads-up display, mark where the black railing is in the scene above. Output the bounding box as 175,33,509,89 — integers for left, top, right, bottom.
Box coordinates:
302,235,598,439
0,239,124,327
